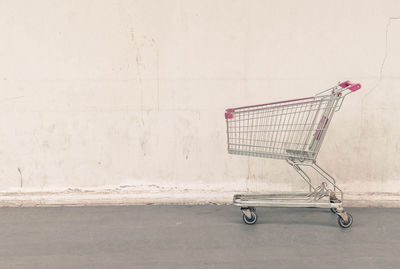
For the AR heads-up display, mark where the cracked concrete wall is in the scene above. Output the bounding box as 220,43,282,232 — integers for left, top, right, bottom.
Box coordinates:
0,0,400,202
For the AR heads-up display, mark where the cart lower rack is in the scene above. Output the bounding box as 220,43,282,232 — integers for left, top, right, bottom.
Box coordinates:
225,81,361,228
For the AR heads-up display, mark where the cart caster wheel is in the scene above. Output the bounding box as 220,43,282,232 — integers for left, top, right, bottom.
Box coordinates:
249,207,256,213
338,213,353,228
242,211,257,225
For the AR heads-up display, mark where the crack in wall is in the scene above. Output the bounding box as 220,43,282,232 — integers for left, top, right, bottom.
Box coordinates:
0,96,24,102
364,17,400,98
380,17,400,78
357,16,400,161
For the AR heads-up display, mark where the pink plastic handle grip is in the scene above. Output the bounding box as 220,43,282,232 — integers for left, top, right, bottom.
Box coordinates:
348,83,361,91
339,81,361,92
339,81,351,88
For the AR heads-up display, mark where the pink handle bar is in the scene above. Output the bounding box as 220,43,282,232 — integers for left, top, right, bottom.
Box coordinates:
225,81,362,119
339,80,361,92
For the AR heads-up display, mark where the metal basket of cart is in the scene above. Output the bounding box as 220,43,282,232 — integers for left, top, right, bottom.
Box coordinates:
225,81,361,228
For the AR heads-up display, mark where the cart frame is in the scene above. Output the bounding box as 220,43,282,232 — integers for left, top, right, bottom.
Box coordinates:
225,81,361,227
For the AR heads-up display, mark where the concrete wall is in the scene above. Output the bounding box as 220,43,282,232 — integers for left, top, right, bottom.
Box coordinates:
1,0,400,205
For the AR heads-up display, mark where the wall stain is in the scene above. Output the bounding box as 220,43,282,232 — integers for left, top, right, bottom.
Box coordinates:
129,27,145,125
17,168,23,189
153,38,160,111
140,131,150,156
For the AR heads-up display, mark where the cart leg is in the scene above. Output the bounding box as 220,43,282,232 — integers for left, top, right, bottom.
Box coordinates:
288,160,349,221
329,192,338,202
292,161,344,202
329,193,342,214
337,211,347,222
312,163,341,199
241,207,252,218
241,207,255,218
287,160,316,192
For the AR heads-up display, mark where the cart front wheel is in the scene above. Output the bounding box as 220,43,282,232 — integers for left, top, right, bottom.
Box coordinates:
242,211,257,225
338,213,353,228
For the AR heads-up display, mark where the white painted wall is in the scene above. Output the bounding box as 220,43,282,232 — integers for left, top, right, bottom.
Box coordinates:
1,0,400,204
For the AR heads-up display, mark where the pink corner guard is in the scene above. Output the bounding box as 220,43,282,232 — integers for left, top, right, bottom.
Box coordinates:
225,108,234,119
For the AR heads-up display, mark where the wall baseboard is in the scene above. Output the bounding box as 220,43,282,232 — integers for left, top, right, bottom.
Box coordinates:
0,187,399,207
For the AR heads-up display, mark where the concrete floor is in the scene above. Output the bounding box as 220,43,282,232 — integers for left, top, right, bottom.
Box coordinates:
0,206,399,269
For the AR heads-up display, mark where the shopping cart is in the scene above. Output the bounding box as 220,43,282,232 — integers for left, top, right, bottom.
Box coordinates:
225,81,361,228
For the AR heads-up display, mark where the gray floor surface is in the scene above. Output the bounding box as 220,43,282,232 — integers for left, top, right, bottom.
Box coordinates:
0,206,399,269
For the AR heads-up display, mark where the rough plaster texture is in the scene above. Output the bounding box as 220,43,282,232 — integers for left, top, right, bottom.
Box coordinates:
0,0,400,205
